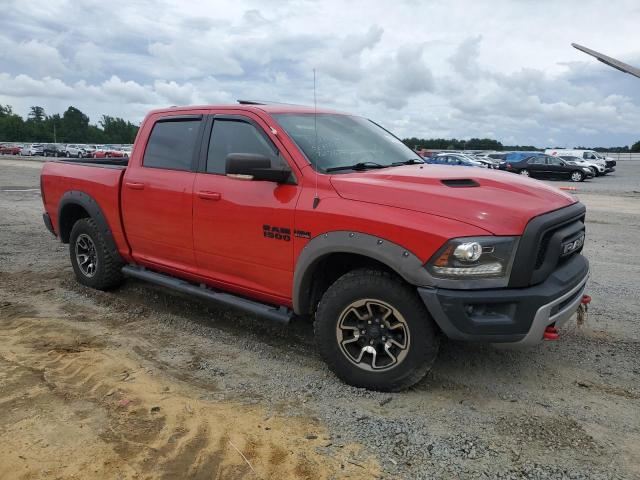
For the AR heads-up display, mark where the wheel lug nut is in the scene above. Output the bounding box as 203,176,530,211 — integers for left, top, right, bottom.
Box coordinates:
367,320,372,324
369,340,374,345
361,330,366,335
382,336,386,341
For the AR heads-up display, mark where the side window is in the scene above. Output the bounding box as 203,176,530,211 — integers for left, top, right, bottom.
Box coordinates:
143,120,201,171
548,156,562,166
206,119,282,174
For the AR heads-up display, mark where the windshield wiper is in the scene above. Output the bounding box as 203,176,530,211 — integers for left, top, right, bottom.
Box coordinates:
325,162,389,173
391,158,424,166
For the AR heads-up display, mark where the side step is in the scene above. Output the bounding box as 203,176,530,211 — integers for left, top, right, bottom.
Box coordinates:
121,265,293,324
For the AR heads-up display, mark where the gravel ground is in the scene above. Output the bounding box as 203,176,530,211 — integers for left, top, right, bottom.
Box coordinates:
0,155,638,479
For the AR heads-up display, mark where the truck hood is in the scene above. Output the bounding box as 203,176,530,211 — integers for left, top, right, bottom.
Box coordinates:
329,165,576,235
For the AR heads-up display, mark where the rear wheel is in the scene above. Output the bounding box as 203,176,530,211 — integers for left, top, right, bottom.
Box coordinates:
571,171,584,182
69,218,124,290
519,169,530,177
314,269,440,391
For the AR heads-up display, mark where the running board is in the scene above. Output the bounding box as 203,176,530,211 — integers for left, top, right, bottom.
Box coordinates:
121,265,293,324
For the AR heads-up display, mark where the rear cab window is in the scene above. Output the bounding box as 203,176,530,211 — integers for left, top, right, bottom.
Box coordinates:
143,118,202,171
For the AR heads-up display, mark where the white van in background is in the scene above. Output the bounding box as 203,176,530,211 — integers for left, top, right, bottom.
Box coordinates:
545,149,615,175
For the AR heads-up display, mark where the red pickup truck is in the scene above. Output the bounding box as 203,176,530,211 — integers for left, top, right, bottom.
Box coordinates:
40,103,589,391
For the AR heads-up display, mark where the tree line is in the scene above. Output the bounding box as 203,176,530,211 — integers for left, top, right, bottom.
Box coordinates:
402,136,640,152
2,103,637,151
0,105,139,144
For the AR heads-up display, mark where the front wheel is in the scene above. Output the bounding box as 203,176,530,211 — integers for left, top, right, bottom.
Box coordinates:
69,218,124,290
519,169,530,177
571,171,584,182
314,269,440,391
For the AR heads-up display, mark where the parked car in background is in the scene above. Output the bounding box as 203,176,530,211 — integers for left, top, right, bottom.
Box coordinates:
504,154,594,182
20,144,44,156
559,155,603,176
93,145,126,158
82,145,98,158
545,149,615,174
120,146,132,157
0,143,22,155
427,153,487,168
43,144,67,157
472,155,500,169
64,144,86,158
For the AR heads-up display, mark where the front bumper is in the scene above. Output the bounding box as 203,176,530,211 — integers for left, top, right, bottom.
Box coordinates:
418,254,589,347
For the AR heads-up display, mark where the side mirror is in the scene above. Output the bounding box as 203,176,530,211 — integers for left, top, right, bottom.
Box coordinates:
225,153,292,183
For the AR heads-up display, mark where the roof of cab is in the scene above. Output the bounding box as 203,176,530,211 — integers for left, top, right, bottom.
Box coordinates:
147,103,348,116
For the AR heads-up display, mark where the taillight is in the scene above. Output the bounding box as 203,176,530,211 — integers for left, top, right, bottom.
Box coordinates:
506,163,512,169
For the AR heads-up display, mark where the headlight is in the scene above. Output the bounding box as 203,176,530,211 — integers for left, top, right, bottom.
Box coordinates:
582,167,591,173
426,237,518,285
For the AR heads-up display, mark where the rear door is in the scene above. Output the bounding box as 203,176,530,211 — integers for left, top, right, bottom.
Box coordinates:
192,112,301,302
526,156,547,177
121,115,204,273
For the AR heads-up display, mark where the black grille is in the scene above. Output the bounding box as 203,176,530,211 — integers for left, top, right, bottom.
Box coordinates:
509,203,587,288
532,218,585,279
535,233,552,269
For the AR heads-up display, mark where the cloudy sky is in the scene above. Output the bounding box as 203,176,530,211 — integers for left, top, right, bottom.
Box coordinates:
1,0,639,147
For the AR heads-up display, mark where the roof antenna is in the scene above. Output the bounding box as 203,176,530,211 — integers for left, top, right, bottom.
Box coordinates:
312,68,320,209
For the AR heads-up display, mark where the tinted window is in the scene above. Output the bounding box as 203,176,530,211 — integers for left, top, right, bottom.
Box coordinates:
206,119,280,174
527,157,544,165
143,120,201,171
548,156,563,166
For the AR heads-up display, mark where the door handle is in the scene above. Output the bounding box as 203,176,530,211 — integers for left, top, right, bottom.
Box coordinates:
197,191,221,201
125,182,145,190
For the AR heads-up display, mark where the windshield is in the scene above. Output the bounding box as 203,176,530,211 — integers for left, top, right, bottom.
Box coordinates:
273,114,422,173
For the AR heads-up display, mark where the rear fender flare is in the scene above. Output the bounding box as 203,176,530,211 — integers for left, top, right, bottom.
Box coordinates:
57,190,123,263
292,231,434,314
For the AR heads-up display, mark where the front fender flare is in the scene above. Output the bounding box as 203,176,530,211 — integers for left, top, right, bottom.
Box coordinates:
292,231,434,314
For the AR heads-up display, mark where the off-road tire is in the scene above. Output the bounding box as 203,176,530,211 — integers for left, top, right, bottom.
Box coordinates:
69,218,124,290
314,269,440,391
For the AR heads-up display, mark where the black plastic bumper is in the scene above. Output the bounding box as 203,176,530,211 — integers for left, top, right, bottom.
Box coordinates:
418,254,589,345
43,212,55,236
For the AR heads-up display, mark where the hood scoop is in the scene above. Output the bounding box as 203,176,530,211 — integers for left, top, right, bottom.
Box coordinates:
441,178,479,188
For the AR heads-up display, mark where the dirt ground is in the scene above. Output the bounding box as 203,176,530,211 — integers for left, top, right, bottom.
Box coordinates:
0,156,639,479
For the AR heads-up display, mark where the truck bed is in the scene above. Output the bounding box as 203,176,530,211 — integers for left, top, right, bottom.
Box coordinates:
41,159,130,260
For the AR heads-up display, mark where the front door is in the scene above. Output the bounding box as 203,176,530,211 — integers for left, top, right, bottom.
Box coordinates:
121,116,204,273
546,156,570,179
192,114,301,302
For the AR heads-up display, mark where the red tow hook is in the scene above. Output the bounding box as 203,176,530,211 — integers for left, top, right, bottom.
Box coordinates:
581,294,591,305
543,326,559,340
